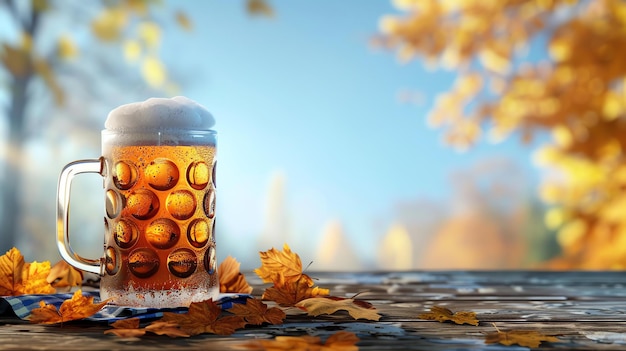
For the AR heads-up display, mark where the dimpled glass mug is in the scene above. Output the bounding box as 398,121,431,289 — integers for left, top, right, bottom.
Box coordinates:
56,96,219,307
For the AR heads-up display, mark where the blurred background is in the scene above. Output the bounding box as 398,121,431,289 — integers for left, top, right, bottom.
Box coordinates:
1,0,625,271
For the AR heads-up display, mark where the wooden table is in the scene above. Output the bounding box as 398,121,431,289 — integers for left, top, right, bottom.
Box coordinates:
2,271,626,350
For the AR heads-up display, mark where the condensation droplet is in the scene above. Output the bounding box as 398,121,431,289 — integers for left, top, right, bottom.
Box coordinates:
167,248,197,278
145,158,179,191
187,218,210,248
204,245,216,275
105,246,119,275
203,188,215,219
146,218,180,249
126,189,159,220
128,248,159,278
105,189,122,219
113,161,138,190
166,190,196,220
114,219,139,249
186,161,209,190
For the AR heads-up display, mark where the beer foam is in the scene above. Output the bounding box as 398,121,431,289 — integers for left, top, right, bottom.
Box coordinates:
105,96,215,132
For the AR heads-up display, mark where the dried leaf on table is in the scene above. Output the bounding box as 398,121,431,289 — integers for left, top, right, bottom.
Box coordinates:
485,324,561,348
296,296,381,321
104,318,146,338
29,289,109,324
48,260,83,288
227,297,286,325
238,331,359,351
255,244,330,306
418,305,479,326
161,299,246,336
0,247,56,296
219,255,253,294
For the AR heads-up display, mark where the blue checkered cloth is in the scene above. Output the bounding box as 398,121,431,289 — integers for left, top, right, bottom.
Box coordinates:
0,292,251,323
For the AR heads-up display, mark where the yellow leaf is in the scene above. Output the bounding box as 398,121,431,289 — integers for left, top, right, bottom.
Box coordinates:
29,290,109,324
47,261,83,289
22,261,56,295
1,44,31,77
123,40,142,62
138,21,161,49
0,247,55,296
57,35,78,60
176,11,193,31
418,305,479,326
485,324,560,348
141,56,166,87
91,7,128,42
603,92,623,121
296,297,381,321
254,244,304,287
218,256,253,294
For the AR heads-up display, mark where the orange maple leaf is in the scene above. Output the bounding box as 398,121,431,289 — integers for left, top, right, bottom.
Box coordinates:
296,296,381,321
29,289,109,324
418,305,479,326
219,255,253,294
0,247,55,296
255,244,329,306
104,318,147,338
161,299,246,336
227,297,286,325
239,331,359,351
47,261,83,289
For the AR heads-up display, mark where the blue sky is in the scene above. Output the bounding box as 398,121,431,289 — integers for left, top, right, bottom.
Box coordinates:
160,1,546,267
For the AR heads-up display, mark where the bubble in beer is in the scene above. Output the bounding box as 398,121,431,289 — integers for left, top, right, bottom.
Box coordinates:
113,161,138,190
166,190,196,220
187,218,210,248
145,158,179,190
186,161,210,190
128,248,159,278
203,188,216,219
126,189,160,220
114,219,139,249
204,245,217,275
212,161,217,187
146,218,180,249
105,246,119,275
105,189,122,219
167,248,198,278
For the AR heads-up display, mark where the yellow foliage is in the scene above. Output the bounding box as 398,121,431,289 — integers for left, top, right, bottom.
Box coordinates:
91,7,128,41
141,56,166,88
138,22,161,49
123,40,142,62
379,0,626,268
57,35,78,60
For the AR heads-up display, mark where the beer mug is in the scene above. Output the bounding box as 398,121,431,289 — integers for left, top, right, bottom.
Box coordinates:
56,97,219,307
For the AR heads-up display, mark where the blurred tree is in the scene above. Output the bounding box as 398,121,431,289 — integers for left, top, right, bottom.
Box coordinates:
0,0,274,255
377,0,626,268
0,0,191,253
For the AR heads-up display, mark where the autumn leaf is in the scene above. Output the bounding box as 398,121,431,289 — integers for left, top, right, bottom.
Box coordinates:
485,324,561,348
296,296,381,321
104,318,147,338
227,298,285,325
239,331,359,351
47,260,83,289
219,255,253,294
255,244,305,287
255,244,330,306
418,305,479,326
0,247,56,296
29,289,109,324
161,299,246,336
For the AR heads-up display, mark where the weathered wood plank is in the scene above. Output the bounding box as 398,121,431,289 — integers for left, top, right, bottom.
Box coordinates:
2,271,626,350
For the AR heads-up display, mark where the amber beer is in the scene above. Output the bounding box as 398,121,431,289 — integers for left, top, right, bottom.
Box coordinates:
57,96,219,308
101,139,218,306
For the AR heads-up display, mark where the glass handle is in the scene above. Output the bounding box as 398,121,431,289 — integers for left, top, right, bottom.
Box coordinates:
56,159,104,274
